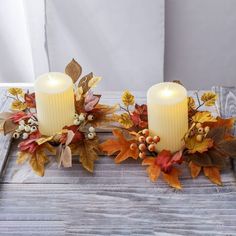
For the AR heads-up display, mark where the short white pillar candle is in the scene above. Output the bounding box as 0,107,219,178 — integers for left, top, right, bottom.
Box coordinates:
35,72,75,136
147,82,188,153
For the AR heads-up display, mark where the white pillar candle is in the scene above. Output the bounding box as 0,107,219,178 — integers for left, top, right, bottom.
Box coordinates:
35,72,75,136
147,82,188,153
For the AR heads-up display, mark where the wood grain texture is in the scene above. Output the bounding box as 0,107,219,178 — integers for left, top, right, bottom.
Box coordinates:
0,87,236,235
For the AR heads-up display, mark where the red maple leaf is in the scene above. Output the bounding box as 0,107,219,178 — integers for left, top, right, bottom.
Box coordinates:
130,104,148,129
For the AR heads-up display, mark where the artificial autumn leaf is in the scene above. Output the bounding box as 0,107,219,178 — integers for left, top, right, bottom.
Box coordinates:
8,88,24,96
84,91,101,112
192,111,217,124
100,129,139,164
118,113,134,129
76,137,100,172
65,58,82,83
18,131,41,153
24,92,36,108
206,117,235,130
206,126,227,143
60,125,84,144
130,104,148,129
11,100,27,111
189,161,201,178
16,151,32,164
203,167,222,185
188,97,196,110
185,137,213,154
29,149,49,177
218,139,236,157
201,92,217,106
162,168,182,190
184,148,226,169
3,119,17,135
88,104,118,127
88,76,102,88
36,136,54,145
78,72,93,95
142,158,161,182
9,111,31,123
75,86,83,101
156,150,183,173
121,90,135,106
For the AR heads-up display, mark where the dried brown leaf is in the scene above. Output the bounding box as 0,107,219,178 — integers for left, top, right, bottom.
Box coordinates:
65,58,82,83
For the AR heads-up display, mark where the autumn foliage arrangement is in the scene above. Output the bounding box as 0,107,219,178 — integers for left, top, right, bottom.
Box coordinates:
0,59,236,189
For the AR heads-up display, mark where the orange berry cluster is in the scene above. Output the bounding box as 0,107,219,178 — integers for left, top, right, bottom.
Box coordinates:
130,129,160,159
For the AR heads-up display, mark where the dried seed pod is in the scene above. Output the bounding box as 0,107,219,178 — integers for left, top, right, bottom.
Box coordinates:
198,127,204,134
87,114,94,121
196,123,202,129
24,125,31,132
204,126,210,133
73,119,80,125
88,132,95,139
89,127,95,133
22,133,29,140
12,132,20,139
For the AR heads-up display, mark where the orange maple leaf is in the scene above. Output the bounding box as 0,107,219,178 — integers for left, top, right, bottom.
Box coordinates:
100,129,139,163
142,157,161,182
189,161,201,178
203,166,222,185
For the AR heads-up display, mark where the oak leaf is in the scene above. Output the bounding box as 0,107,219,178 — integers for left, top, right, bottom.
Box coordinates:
201,92,217,106
189,161,201,178
122,90,135,106
65,58,82,83
192,111,217,123
185,137,213,154
100,129,139,164
203,166,222,185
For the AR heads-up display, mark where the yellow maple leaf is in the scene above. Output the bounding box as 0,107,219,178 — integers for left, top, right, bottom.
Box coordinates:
8,88,24,96
11,100,27,111
201,92,217,106
192,111,217,123
121,90,135,106
185,137,214,154
203,166,222,185
118,113,134,129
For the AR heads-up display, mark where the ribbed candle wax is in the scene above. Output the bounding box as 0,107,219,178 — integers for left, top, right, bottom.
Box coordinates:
147,82,188,153
35,72,75,136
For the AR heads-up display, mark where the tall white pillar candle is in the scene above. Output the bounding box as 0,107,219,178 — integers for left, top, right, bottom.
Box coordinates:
35,72,75,136
147,82,188,153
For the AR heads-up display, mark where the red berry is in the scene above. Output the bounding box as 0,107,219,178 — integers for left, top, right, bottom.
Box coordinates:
148,144,156,152
130,143,138,150
153,136,160,143
142,129,149,136
139,152,146,159
146,136,153,144
138,143,146,151
138,136,146,143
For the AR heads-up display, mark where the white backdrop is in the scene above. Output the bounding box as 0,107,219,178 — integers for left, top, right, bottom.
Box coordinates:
0,0,164,91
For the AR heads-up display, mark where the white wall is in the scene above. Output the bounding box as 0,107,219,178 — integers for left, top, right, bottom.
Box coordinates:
165,0,236,90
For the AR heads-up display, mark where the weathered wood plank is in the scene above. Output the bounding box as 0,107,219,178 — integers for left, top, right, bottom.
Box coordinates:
1,87,236,235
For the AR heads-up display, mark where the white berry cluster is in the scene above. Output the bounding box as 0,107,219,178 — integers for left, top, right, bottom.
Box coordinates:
87,126,96,140
13,118,38,139
73,113,94,126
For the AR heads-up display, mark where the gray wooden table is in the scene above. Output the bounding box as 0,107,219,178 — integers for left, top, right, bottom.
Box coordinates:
0,86,236,236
